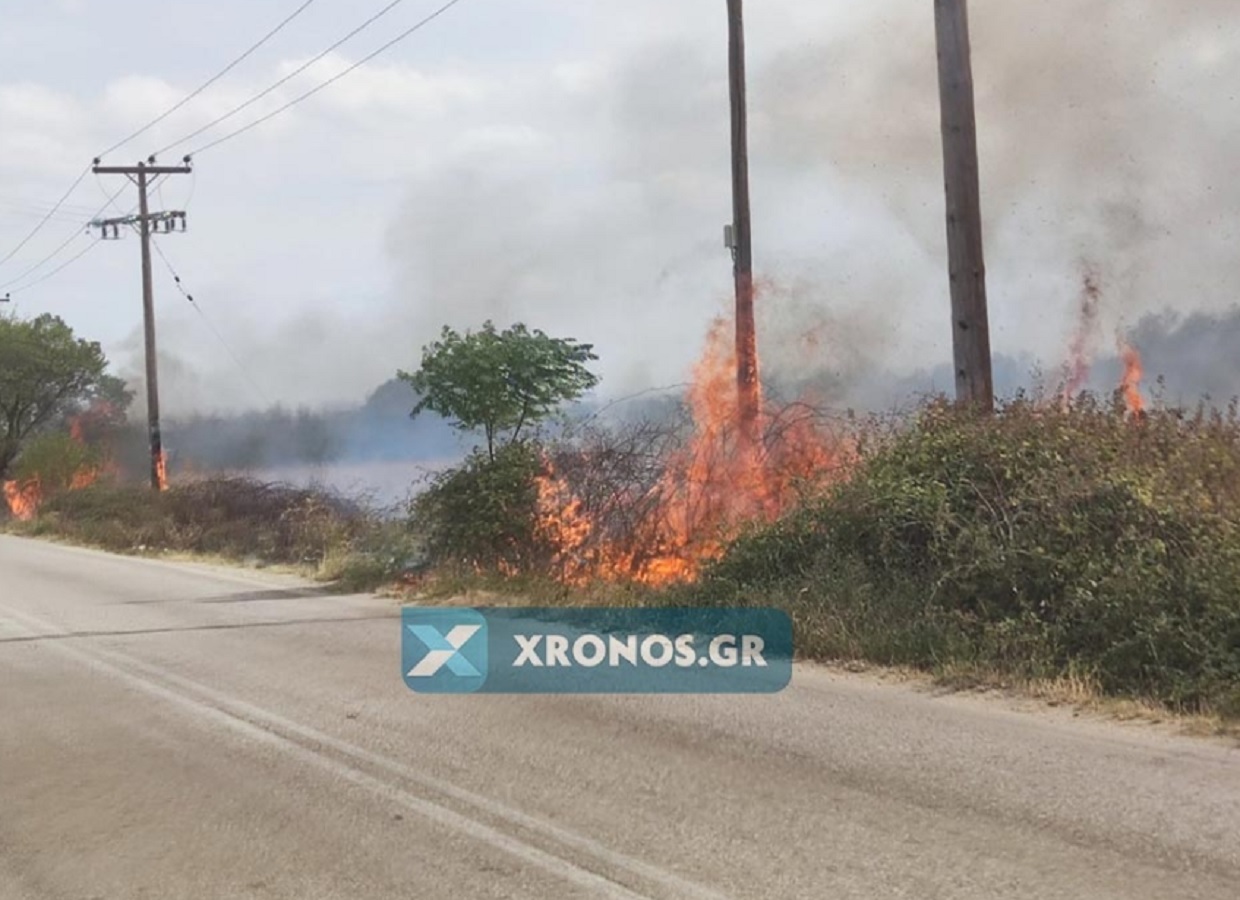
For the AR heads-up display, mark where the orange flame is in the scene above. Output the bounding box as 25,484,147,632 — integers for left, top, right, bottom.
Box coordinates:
3,406,116,519
535,318,852,586
1119,341,1145,416
155,450,169,492
70,468,99,490
2,479,41,522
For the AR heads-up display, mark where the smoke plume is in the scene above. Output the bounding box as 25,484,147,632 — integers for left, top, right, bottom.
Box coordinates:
111,1,1240,420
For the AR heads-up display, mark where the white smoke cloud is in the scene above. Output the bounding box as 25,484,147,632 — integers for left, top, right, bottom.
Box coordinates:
8,0,1240,414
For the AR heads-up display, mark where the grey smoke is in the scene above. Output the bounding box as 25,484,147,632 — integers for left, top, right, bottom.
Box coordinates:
117,1,1240,419
756,0,1240,372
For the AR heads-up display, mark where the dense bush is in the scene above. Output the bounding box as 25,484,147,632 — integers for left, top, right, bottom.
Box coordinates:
25,477,373,567
697,394,1240,714
409,442,552,573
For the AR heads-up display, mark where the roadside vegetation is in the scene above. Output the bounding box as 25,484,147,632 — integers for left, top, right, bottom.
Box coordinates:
9,477,420,592
4,309,1238,721
393,324,1240,719
0,312,129,483
407,393,1240,719
687,395,1240,718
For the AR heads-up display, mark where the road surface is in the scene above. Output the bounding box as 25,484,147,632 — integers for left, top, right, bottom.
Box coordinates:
1,534,1237,899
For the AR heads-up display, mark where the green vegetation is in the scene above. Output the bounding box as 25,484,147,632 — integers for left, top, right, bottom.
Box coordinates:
12,477,422,592
7,310,1237,720
399,321,599,461
0,312,129,481
399,320,601,575
686,395,1240,716
410,441,552,574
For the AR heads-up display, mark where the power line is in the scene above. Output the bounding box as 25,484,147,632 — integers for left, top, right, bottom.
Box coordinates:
0,195,103,217
150,236,272,407
94,171,168,220
157,0,434,158
0,166,91,271
2,238,102,301
0,150,167,287
0,206,98,226
182,168,198,211
0,0,318,275
95,172,124,213
190,0,470,157
0,183,131,292
96,0,323,160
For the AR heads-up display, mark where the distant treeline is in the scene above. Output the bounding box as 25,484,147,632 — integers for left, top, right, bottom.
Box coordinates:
107,305,1240,475
111,379,461,475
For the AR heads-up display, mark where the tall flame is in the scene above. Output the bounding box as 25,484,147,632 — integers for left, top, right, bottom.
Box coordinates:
535,317,851,586
1119,341,1146,416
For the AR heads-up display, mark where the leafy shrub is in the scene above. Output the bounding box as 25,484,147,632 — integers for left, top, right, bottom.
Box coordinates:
699,395,1240,714
409,441,551,573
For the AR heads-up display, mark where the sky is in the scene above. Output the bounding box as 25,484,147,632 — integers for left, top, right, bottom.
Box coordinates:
1,0,1238,415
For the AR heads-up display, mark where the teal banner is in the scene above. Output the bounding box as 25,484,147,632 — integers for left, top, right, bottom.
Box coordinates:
401,607,793,694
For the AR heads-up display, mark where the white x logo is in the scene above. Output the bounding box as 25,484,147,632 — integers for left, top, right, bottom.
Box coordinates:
406,624,483,677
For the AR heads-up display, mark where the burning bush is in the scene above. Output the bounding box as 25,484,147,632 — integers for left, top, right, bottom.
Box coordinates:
537,398,854,585
697,393,1240,714
0,312,128,488
3,430,111,521
528,317,855,585
408,398,854,587
396,314,855,584
406,317,855,585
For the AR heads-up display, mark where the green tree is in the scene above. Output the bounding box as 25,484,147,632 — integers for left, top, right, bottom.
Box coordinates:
399,321,599,460
0,313,123,481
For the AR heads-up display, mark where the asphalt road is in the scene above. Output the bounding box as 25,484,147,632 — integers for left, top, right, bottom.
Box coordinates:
1,534,1237,899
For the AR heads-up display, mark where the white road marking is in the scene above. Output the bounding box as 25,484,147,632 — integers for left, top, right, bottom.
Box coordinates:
0,602,730,900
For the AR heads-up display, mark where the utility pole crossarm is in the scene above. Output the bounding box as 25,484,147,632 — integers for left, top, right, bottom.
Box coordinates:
93,211,188,239
94,211,187,227
92,166,192,175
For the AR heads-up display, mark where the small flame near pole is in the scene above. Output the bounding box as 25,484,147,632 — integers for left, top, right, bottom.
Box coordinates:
155,450,169,492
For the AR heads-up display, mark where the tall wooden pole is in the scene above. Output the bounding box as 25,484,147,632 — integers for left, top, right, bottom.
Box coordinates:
93,159,192,489
727,0,760,435
934,0,994,410
135,163,164,490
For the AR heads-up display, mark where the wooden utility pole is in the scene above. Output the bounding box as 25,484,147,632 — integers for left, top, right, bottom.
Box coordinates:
92,158,192,490
726,0,760,437
934,0,994,410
